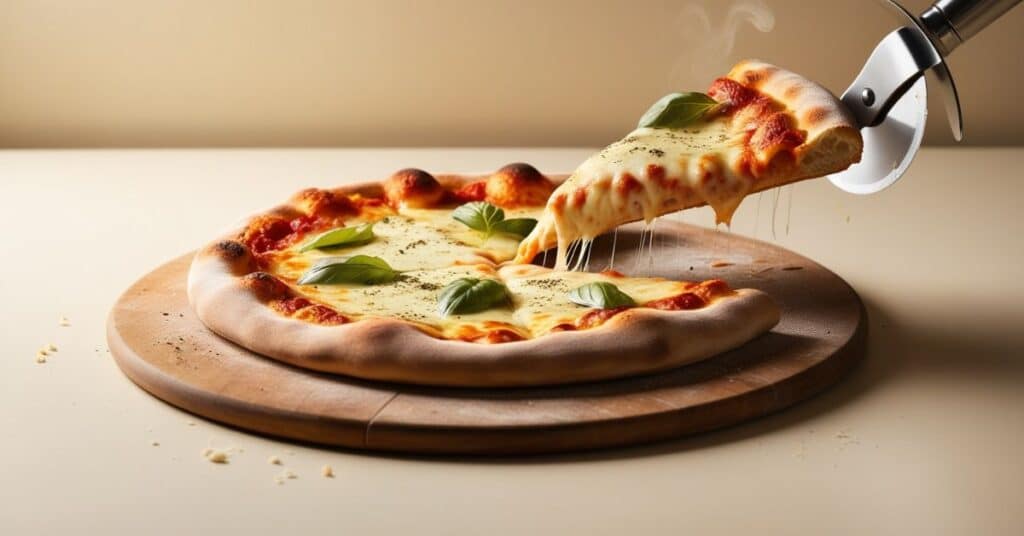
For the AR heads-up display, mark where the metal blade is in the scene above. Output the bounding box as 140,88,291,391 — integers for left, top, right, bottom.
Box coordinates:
829,76,927,195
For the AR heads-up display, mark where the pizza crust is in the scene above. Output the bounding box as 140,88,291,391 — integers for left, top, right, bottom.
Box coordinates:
189,244,778,387
188,175,780,387
728,59,863,187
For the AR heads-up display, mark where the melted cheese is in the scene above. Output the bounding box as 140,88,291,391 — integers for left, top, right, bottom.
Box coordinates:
521,121,752,268
273,206,543,274
500,265,689,335
264,204,687,338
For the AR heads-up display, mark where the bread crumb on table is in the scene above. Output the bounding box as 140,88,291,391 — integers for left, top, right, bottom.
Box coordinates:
268,456,281,465
59,316,71,327
46,343,58,352
35,353,47,364
151,441,160,447
203,448,229,463
321,465,334,478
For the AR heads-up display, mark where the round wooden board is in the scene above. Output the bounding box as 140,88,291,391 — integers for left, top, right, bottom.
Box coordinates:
108,222,866,455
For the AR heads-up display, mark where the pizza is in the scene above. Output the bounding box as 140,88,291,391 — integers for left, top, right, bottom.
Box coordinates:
515,60,863,268
188,163,779,387
188,59,859,388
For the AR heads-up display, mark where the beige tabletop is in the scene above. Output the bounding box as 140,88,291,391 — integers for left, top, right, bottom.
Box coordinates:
2,148,1022,535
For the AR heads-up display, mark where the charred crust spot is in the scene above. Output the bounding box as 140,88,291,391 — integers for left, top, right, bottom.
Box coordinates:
485,162,555,207
496,162,544,183
214,240,247,259
241,272,292,301
384,168,444,208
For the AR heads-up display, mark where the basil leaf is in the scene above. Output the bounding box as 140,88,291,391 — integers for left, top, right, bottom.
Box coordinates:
298,223,374,252
568,282,636,309
493,217,537,238
297,255,398,285
638,92,721,129
452,202,505,238
437,277,509,317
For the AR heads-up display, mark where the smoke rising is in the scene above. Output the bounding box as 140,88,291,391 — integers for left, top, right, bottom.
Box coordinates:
668,0,775,86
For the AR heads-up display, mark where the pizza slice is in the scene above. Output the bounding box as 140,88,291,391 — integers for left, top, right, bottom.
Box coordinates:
515,60,863,267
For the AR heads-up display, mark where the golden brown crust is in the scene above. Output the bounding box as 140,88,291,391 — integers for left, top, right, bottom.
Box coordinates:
382,168,445,208
188,172,780,387
485,163,555,207
726,59,863,183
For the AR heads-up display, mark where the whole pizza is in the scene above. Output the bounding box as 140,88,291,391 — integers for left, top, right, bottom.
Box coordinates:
188,60,862,387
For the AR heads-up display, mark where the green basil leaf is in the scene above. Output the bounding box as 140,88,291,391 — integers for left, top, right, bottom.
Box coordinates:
452,202,505,238
298,222,374,252
493,217,537,238
437,277,510,317
568,282,636,309
638,92,721,129
297,255,398,285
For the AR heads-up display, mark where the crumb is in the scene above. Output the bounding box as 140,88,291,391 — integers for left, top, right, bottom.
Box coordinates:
59,316,71,327
35,353,47,364
284,470,297,479
274,476,285,485
321,465,334,478
151,441,160,447
268,456,281,465
46,343,58,352
205,449,229,463
187,421,196,426
845,215,851,223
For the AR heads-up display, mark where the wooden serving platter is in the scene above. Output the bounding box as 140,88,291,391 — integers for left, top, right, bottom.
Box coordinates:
108,222,865,455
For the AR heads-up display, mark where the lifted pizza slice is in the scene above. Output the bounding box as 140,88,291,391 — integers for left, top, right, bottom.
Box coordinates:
515,60,863,267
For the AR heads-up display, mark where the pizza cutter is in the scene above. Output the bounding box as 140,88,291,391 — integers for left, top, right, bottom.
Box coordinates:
828,0,1021,194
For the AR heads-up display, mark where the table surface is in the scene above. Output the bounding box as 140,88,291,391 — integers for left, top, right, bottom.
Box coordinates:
2,148,1022,535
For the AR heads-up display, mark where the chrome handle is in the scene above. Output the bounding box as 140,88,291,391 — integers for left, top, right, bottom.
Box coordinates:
921,0,1022,54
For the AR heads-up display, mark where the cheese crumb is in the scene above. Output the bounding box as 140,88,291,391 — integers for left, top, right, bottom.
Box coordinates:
59,316,71,327
321,465,334,478
268,456,281,465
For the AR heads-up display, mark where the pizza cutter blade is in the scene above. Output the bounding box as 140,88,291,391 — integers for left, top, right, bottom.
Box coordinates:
828,0,1021,194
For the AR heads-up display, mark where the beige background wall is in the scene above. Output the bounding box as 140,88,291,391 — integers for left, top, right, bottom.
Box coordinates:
1,0,1021,148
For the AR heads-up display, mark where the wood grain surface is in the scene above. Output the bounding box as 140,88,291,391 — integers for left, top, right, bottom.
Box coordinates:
107,221,866,455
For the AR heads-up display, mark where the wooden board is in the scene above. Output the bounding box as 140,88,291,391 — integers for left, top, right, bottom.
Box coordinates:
108,222,865,455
